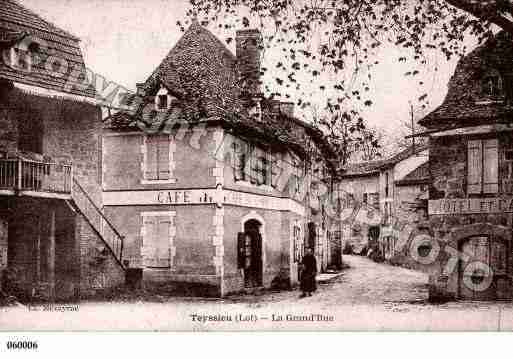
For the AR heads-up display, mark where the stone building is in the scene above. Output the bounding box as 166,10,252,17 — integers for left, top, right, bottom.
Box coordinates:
0,0,124,301
421,31,513,301
102,21,338,296
336,144,429,259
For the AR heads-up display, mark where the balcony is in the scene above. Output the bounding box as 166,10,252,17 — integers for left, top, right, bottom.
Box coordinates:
0,158,72,199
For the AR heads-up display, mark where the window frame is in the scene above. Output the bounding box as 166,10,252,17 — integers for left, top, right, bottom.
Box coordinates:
140,211,176,269
141,134,177,184
466,137,499,195
232,138,275,191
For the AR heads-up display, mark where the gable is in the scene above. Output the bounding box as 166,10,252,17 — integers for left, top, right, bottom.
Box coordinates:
0,0,94,98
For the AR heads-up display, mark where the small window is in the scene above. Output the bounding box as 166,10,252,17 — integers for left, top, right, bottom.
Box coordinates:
157,95,168,110
467,139,498,194
482,72,503,99
10,47,32,72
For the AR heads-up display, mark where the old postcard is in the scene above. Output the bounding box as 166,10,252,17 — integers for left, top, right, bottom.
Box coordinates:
1,0,513,334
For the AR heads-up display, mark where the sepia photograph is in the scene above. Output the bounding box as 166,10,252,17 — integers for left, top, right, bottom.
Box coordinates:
1,0,513,339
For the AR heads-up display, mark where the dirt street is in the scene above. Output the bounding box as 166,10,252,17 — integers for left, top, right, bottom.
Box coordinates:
1,255,512,331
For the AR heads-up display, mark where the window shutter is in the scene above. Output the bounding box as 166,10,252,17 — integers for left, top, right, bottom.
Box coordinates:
270,152,280,188
145,137,158,180
157,136,170,180
142,216,158,267
233,141,246,181
237,232,246,269
467,140,483,194
156,216,171,267
483,139,498,193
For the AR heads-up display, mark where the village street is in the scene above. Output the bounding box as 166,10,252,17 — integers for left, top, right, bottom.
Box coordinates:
2,255,513,331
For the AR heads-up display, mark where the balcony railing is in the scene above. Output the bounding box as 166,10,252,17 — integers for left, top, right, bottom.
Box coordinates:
0,158,72,196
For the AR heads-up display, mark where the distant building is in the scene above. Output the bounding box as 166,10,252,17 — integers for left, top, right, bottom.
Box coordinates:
421,31,513,301
336,144,429,259
0,0,124,300
102,21,339,296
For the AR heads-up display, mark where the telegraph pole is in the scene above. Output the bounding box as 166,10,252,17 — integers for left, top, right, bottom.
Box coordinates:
410,102,416,153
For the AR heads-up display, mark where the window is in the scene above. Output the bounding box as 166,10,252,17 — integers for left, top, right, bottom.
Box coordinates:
250,147,268,185
233,141,247,181
363,192,379,209
10,46,32,72
293,222,303,263
467,139,498,194
385,172,390,197
292,156,303,194
232,139,276,188
144,135,172,181
270,152,280,188
483,75,503,98
157,95,168,110
141,212,175,268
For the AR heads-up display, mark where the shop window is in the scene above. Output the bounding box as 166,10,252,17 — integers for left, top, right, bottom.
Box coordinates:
467,139,498,194
144,135,172,181
141,213,175,268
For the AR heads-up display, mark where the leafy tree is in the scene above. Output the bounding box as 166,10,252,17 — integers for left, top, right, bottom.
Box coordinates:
180,0,512,163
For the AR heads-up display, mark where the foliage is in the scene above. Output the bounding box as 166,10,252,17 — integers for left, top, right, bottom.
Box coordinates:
180,0,513,163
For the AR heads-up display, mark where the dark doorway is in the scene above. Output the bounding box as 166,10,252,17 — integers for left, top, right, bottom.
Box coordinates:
458,235,508,300
243,219,263,288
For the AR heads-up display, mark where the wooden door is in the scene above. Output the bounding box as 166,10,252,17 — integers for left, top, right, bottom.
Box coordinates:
459,236,505,300
243,221,263,288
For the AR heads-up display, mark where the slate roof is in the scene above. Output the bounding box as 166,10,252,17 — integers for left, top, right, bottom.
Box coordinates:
420,31,513,129
340,143,429,177
137,19,240,117
0,0,94,98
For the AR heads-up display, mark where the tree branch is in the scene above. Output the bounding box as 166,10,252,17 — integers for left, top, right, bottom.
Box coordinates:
445,0,513,34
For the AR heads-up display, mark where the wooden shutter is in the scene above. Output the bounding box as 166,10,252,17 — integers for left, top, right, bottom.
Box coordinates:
237,232,246,269
142,216,158,267
483,139,498,193
156,216,171,267
233,141,246,181
467,140,483,194
157,136,170,180
491,240,507,275
145,137,158,180
270,152,280,188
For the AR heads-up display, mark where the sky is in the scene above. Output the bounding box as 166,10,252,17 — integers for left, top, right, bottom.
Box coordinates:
21,0,472,142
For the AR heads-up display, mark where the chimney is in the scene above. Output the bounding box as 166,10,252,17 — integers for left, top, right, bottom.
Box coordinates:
236,29,263,98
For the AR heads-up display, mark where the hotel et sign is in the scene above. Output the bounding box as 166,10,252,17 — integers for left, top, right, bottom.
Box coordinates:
429,197,513,215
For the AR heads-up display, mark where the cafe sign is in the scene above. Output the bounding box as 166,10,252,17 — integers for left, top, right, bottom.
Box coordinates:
103,188,305,215
429,197,513,215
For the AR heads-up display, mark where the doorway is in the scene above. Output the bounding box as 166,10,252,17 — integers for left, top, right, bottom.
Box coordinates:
243,219,263,288
458,235,508,300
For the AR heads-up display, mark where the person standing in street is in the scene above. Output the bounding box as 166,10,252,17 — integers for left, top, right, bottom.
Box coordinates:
299,247,317,298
